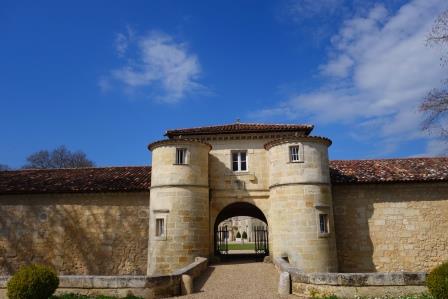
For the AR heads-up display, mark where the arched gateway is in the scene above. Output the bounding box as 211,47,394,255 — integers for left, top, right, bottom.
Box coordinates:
214,202,269,256
147,123,338,275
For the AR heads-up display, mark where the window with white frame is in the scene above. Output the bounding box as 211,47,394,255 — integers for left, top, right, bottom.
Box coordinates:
175,148,187,164
289,146,301,162
319,213,329,234
232,151,247,172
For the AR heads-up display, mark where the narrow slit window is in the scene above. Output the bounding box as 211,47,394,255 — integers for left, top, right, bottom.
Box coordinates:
156,218,165,237
319,214,329,234
232,151,248,172
289,146,300,162
176,148,187,164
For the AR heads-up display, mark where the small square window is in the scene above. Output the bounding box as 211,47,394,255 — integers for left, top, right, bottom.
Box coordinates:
319,214,329,234
289,146,301,162
176,148,187,164
156,218,165,237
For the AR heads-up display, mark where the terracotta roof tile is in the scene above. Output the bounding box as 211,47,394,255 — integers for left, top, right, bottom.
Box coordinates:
330,157,448,184
165,122,314,138
0,158,446,194
0,166,151,194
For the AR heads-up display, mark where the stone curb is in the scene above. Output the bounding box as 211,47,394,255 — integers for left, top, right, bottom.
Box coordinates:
273,257,426,287
0,257,208,291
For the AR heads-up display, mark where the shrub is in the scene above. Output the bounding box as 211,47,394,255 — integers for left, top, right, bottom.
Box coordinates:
236,231,241,238
427,261,448,299
51,294,143,299
242,231,247,239
7,264,59,299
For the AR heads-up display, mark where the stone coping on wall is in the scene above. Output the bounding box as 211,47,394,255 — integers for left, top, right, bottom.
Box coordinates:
0,257,208,298
273,257,426,286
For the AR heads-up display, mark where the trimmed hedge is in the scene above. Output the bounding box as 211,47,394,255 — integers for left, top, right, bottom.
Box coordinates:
427,261,448,299
7,264,59,299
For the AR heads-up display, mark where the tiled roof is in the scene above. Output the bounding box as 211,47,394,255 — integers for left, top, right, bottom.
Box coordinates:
0,158,447,194
330,157,448,184
165,122,314,138
0,166,151,194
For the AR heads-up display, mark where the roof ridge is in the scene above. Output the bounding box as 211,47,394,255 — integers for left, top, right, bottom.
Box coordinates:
330,157,448,162
165,122,314,132
6,165,151,172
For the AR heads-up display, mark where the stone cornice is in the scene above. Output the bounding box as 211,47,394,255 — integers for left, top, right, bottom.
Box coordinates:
150,184,209,190
172,132,309,142
147,139,212,151
264,136,332,150
269,182,330,189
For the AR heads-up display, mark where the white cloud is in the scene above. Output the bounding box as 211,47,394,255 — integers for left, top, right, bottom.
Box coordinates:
423,139,448,156
115,26,135,57
108,30,203,103
98,76,111,93
255,0,447,156
319,55,354,77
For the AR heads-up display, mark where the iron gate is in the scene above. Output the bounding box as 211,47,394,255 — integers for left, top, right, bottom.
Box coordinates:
254,226,269,255
216,226,229,254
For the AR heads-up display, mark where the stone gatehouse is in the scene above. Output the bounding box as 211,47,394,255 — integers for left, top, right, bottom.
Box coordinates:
0,123,447,277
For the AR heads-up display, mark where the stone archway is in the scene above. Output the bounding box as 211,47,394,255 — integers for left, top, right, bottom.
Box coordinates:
213,202,269,257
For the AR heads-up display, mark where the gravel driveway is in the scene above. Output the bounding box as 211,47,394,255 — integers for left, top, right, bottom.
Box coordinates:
171,259,295,299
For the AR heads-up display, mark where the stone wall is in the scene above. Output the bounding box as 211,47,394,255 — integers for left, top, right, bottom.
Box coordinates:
333,182,448,272
268,138,338,272
0,192,149,275
0,257,209,299
207,137,273,256
148,187,209,275
148,140,210,275
274,257,427,299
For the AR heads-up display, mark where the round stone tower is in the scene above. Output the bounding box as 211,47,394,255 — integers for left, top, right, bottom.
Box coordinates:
266,137,338,272
147,139,211,275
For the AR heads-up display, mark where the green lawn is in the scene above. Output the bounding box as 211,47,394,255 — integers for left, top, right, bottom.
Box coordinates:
218,242,268,251
227,243,255,250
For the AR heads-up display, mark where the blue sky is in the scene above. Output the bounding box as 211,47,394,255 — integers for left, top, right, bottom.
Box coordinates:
1,0,447,168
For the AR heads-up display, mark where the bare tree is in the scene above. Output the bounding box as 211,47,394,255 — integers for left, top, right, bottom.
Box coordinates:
23,146,94,169
427,10,448,64
0,164,10,171
420,10,448,139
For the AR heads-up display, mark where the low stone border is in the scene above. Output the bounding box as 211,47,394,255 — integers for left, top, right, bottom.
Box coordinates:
0,257,208,299
273,257,428,298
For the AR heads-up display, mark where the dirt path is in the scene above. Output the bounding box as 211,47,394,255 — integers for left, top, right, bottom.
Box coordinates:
171,260,295,299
